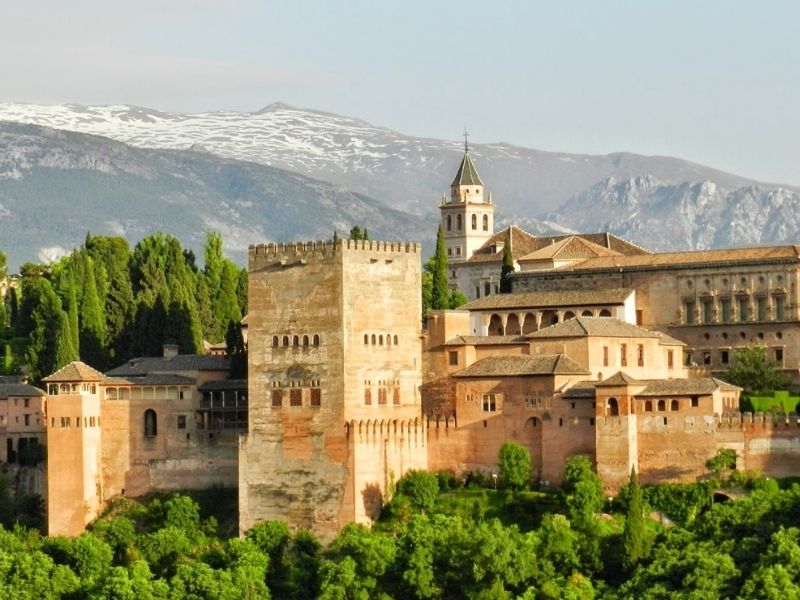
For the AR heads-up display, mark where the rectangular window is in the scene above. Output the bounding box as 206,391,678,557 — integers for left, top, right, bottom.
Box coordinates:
691,397,699,408
637,344,644,367
24,398,29,408
636,309,643,325
482,394,497,412
775,296,786,320
310,388,321,407
720,297,731,322
684,301,695,324
475,286,480,299
90,416,96,427
378,388,388,405
177,415,186,429
757,296,767,321
448,351,459,366
393,388,400,405
603,346,609,367
775,348,784,365
23,414,30,426
721,350,730,365
290,389,302,407
703,300,713,324
738,297,749,322
60,417,70,428
667,349,674,369
271,390,283,408
484,282,491,296
620,343,627,367
703,351,711,366
364,389,372,405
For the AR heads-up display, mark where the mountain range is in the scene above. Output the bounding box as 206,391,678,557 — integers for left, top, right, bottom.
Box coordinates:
1,102,799,268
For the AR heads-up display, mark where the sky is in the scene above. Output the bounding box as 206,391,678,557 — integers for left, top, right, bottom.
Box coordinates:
1,1,798,185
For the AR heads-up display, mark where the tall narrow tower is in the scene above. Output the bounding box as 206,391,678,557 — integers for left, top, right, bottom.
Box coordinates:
439,137,495,262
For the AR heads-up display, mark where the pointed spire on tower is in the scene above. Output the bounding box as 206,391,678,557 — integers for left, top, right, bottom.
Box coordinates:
450,131,483,187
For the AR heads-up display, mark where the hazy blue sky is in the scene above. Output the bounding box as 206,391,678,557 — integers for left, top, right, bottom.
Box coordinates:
2,1,798,184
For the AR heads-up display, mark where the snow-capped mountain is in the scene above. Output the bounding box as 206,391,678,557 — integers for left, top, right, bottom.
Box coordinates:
1,101,798,257
0,122,427,269
0,102,784,221
548,176,800,252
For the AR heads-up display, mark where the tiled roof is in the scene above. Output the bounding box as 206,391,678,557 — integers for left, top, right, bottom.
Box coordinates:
43,361,107,383
444,335,529,346
461,288,632,311
562,376,741,398
0,383,46,398
551,245,800,272
106,354,230,377
450,152,484,186
105,375,196,386
199,379,248,391
454,354,591,377
519,235,622,262
465,228,648,265
528,317,683,343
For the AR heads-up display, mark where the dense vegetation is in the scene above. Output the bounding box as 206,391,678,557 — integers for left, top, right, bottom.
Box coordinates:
0,232,247,383
2,445,799,599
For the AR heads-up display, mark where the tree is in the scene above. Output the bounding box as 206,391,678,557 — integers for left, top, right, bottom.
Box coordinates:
449,289,468,309
498,442,532,490
349,226,362,241
362,228,369,241
500,230,514,294
430,225,450,311
724,345,790,395
622,466,646,571
397,470,439,512
706,448,737,477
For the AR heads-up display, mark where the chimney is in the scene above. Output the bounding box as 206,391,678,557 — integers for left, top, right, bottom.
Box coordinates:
163,344,179,358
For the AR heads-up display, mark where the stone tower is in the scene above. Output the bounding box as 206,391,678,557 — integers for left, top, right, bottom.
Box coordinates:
240,239,427,540
439,139,495,262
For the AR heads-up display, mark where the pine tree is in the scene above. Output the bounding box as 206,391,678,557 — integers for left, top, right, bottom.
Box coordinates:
349,226,362,241
622,465,646,571
500,230,514,293
431,225,450,310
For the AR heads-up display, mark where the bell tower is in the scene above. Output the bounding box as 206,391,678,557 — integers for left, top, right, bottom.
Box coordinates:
439,134,495,262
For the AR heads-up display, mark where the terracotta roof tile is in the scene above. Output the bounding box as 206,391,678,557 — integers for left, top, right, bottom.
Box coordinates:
43,361,107,383
106,355,230,377
444,335,529,346
461,288,633,311
518,236,622,262
454,354,591,377
0,383,46,398
528,317,684,344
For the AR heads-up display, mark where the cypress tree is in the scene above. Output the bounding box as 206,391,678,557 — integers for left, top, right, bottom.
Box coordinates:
362,228,369,241
500,230,514,293
236,268,248,318
622,465,646,571
431,225,450,310
64,280,80,360
79,256,107,369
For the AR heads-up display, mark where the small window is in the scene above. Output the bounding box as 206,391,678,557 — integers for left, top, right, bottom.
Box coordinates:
144,409,157,437
282,335,289,347
620,344,627,367
483,214,489,231
691,397,699,408
24,398,29,408
775,348,784,363
448,351,459,366
273,336,279,347
177,415,186,429
657,400,665,411
393,335,398,345
603,346,609,367
644,400,652,412
667,349,674,368
670,400,679,411
303,335,309,346
446,215,452,231
457,214,462,230
364,389,372,405
378,388,388,405
703,352,711,366
484,282,491,296
292,335,299,347
471,214,477,230
393,388,400,405
314,334,320,346
364,334,369,345
637,344,644,367
290,389,302,407
271,390,283,408
607,398,619,416
721,350,729,365
482,394,497,412
310,388,321,407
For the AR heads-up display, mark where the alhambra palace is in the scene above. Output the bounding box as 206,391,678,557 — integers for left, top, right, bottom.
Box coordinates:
5,149,800,538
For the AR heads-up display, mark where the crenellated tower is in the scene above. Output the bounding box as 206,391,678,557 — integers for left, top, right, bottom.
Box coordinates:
439,136,495,262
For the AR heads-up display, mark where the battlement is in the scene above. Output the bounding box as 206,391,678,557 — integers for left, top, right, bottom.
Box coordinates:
249,239,421,270
717,411,800,430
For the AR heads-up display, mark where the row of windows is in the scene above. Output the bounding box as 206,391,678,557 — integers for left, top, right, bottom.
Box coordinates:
684,275,784,291
602,344,648,368
684,294,786,325
487,310,613,335
445,213,489,232
271,388,322,408
47,383,98,395
447,246,462,257
364,387,401,405
51,415,100,428
270,379,321,388
272,334,321,348
691,347,783,367
363,333,399,346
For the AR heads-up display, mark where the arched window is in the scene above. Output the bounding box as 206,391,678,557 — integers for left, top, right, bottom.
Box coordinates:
364,334,369,345
303,335,309,346
386,334,392,347
272,336,279,347
581,310,593,317
471,214,477,230
282,335,289,347
313,334,320,346
564,311,575,320
292,335,299,347
483,214,489,231
644,400,652,412
371,334,376,345
457,214,462,230
393,335,398,345
671,399,679,411
144,409,157,437
657,400,666,411
379,335,384,346
599,309,612,317
607,398,619,416
446,215,452,231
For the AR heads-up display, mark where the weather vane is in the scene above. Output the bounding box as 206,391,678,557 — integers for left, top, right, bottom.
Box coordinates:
463,129,470,153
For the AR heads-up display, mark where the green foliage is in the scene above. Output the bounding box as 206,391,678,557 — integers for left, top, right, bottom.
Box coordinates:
724,345,790,395
396,470,440,512
500,230,514,293
449,289,468,308
348,225,363,241
745,390,800,413
706,448,738,476
622,466,647,571
498,442,532,490
430,225,450,311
